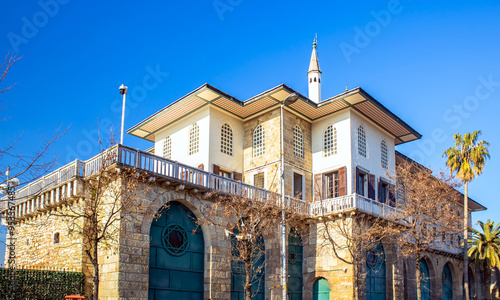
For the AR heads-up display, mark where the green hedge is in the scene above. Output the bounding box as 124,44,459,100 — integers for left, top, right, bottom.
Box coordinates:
0,268,85,300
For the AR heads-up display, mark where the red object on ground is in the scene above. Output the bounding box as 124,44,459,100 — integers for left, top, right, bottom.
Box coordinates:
65,295,85,300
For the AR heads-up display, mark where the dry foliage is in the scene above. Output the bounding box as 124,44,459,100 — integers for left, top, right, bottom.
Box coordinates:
196,191,307,300
385,160,463,300
49,142,158,300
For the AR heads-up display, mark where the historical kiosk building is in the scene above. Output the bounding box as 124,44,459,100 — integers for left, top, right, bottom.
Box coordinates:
2,41,487,300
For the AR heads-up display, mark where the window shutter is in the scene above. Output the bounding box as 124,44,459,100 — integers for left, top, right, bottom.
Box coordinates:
355,167,360,194
233,172,242,181
368,174,375,200
377,178,382,202
338,166,347,196
212,164,220,175
388,184,396,207
314,173,323,201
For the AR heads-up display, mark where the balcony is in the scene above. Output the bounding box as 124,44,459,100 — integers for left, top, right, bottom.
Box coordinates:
0,144,462,255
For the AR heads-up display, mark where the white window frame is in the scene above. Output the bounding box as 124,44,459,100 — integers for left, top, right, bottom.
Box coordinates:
188,123,200,155
220,123,233,156
253,124,265,158
381,140,388,169
358,125,367,157
163,136,172,159
323,125,337,157
293,125,304,158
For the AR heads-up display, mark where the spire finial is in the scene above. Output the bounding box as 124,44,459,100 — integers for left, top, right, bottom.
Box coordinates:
313,34,317,48
346,84,348,92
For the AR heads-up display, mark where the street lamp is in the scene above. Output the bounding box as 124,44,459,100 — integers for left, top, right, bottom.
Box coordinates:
280,92,299,300
119,84,128,144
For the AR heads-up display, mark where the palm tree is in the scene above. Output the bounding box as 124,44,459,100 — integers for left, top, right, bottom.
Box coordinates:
443,130,489,300
468,220,500,299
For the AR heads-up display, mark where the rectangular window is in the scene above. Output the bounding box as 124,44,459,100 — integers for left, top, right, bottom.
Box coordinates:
325,171,339,199
293,172,304,200
254,173,265,189
220,170,232,179
380,182,389,204
357,172,366,196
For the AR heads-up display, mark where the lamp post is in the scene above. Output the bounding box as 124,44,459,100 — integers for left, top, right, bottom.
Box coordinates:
119,84,128,144
280,93,299,300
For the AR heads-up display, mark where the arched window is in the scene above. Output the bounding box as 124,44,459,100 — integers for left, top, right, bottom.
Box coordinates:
253,125,265,157
163,136,171,159
366,244,386,299
54,232,60,244
358,125,366,157
293,125,304,158
288,228,303,299
323,125,337,157
313,278,330,300
221,123,233,156
442,264,453,300
419,259,431,300
381,140,388,168
188,123,199,155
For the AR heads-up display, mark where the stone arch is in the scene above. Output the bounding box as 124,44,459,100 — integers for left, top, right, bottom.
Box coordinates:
419,255,435,300
138,191,216,296
441,262,454,300
312,277,331,300
467,266,477,299
148,200,205,299
365,243,387,300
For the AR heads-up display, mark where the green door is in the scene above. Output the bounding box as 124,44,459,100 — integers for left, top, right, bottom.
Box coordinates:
419,260,431,300
366,244,386,300
230,232,265,300
442,264,453,300
312,278,330,300
148,201,204,300
288,228,303,300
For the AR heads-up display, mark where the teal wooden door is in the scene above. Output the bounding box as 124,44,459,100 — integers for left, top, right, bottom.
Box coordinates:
442,264,453,300
148,201,204,300
419,260,431,300
312,278,330,300
288,228,303,300
366,244,386,300
231,233,265,300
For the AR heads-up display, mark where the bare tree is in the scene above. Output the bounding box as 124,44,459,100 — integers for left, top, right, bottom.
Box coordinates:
196,190,305,300
316,206,388,299
49,138,157,300
386,160,463,300
0,53,67,190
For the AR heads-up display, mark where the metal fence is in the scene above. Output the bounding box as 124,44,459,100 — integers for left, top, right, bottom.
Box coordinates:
0,267,85,300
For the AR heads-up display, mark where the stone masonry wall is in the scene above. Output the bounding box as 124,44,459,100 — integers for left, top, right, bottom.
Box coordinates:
243,108,313,202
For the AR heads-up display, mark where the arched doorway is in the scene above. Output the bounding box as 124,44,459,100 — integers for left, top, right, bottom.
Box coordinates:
366,244,386,300
419,259,431,300
230,232,265,300
442,264,453,300
313,278,330,300
466,267,476,300
148,201,204,299
288,228,303,300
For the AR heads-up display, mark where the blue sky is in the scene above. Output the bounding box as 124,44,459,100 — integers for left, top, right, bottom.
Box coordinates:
1,0,499,263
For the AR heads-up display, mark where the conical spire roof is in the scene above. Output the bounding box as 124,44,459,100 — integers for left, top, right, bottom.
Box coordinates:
308,35,321,74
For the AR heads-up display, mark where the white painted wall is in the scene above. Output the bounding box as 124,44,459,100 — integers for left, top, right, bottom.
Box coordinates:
154,106,210,169
350,110,396,185
311,110,353,194
208,107,244,174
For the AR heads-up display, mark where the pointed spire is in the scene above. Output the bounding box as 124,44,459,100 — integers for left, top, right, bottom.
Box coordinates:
308,34,321,74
